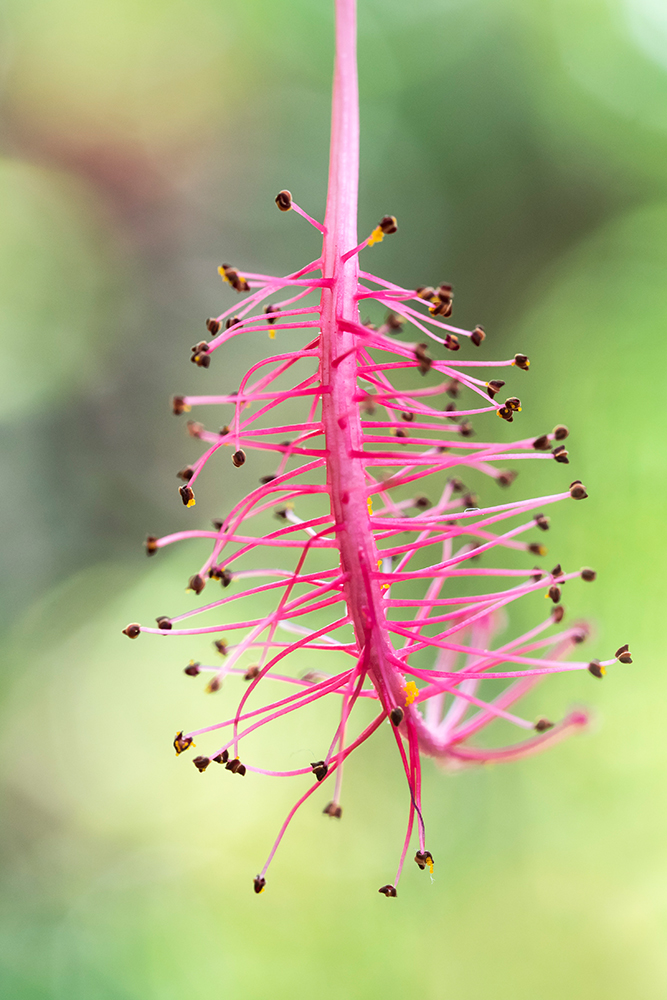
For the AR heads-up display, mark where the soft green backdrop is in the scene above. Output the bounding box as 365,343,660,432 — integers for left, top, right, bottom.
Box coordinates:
1,0,666,997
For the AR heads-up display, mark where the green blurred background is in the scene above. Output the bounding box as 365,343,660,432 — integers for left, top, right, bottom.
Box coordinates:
1,0,666,997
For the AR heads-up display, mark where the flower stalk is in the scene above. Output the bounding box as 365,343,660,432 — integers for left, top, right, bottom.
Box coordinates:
124,0,629,895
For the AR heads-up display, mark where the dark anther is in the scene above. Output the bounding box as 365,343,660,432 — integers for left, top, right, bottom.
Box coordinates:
497,405,514,422
232,449,246,468
394,428,408,439
572,627,588,644
323,802,343,818
311,760,328,781
213,750,229,764
470,325,486,347
552,605,565,623
145,535,158,556
531,567,544,582
275,507,289,520
569,481,588,500
415,343,432,375
122,623,141,639
225,316,241,329
206,318,221,335
177,466,194,482
385,312,404,332
505,397,521,412
497,470,517,488
275,189,292,211
413,495,431,510
378,884,398,897
459,420,474,438
443,334,460,351
206,676,221,693
214,639,228,656
188,574,205,595
179,484,195,506
260,474,277,484
532,434,550,451
156,616,172,630
401,411,415,422
548,585,561,603
379,214,398,235
430,299,453,318
187,420,204,438
587,660,605,679
263,304,281,324
193,756,210,773
173,731,193,755
437,283,453,302
244,665,260,681
220,264,250,293
581,568,597,582
552,445,569,464
190,341,211,368
535,513,550,531
513,353,530,370
225,757,244,774
553,425,569,440
253,875,266,893
211,519,224,530
416,286,436,300
486,379,505,399
219,425,230,437
414,850,434,871
445,378,460,397
444,402,458,421
172,395,188,415
462,492,478,509
551,564,563,579
615,644,632,663
184,661,201,676
535,718,555,732
449,477,465,493
528,543,547,556
390,707,404,726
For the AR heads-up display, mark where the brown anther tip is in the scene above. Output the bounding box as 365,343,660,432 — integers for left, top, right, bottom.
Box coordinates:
211,519,224,530
187,420,204,438
378,884,397,897
532,434,550,451
260,474,277,484
253,875,266,894
323,801,343,818
547,585,561,603
552,605,565,623
414,343,432,374
552,445,569,464
184,662,201,676
531,567,544,582
244,665,260,681
617,652,633,664
205,676,221,693
513,353,530,370
486,379,505,399
415,285,435,300
505,396,521,412
497,470,517,488
551,564,562,579
172,395,187,415
193,756,210,773
462,492,478,508
497,405,514,422
458,420,474,438
390,707,404,726
572,628,588,644
414,850,434,870
275,189,292,211
156,616,172,630
213,750,229,764
225,757,243,773
179,484,195,506
535,514,550,531
145,535,158,556
587,659,605,679
615,643,629,657
413,495,431,510
528,543,547,557
581,568,597,582
449,477,465,493
443,333,460,351
569,482,588,500
470,325,486,347
177,466,194,482
122,623,141,639
311,760,328,782
225,316,241,330
385,312,404,332
535,718,555,732
232,449,246,468
401,411,415,422
379,214,398,234
206,318,221,335
173,731,193,755
187,573,205,595
214,639,228,656
553,424,569,441
263,304,281,324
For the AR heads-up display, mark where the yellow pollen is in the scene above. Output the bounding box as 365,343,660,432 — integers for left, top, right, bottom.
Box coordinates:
268,330,276,339
186,497,196,507
367,225,385,247
367,498,373,515
218,265,229,283
404,681,419,705
427,859,434,875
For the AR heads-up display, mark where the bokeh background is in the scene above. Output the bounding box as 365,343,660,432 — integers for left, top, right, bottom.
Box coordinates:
1,0,666,997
